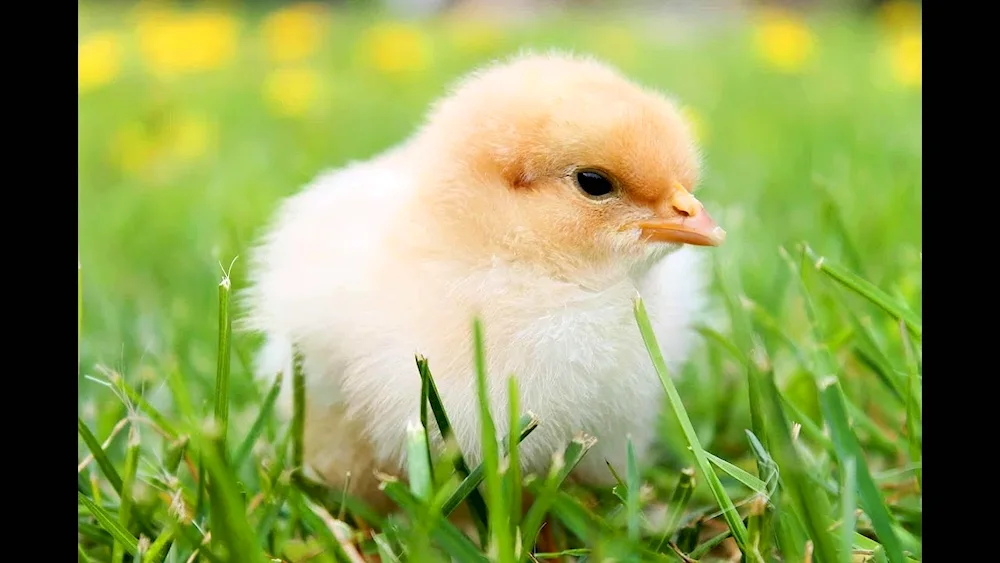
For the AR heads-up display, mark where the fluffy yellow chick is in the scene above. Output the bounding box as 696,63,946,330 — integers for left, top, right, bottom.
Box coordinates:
244,52,726,514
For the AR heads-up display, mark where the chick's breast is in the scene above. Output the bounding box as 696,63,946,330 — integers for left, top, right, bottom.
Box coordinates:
247,158,711,509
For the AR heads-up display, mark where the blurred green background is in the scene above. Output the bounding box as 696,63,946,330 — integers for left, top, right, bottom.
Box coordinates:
78,0,921,454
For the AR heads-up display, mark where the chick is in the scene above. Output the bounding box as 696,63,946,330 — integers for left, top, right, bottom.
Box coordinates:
244,52,726,515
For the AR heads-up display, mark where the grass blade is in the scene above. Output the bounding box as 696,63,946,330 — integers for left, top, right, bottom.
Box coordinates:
755,365,842,563
78,416,129,477
744,431,779,498
743,298,811,370
606,460,627,505
417,354,489,540
521,433,597,558
533,548,591,559
79,492,139,556
256,470,292,543
688,528,733,559
198,428,269,563
656,467,695,551
778,392,835,454
713,257,753,353
744,427,779,561
695,326,745,367
380,477,490,562
634,296,760,563
744,323,796,563
843,400,899,456
790,246,907,563
839,457,857,563
372,533,402,563
625,438,641,542
817,377,906,563
844,311,905,402
406,420,433,502
234,371,284,467
746,494,772,563
113,374,179,440
292,349,306,472
142,526,176,563
417,355,436,490
78,417,123,494
164,435,189,477
507,376,523,541
746,338,771,454
165,360,195,422
815,182,865,275
79,519,113,546
214,274,233,452
899,320,922,492
112,425,140,563
705,452,768,496
472,318,515,563
441,413,539,517
852,533,919,563
802,245,921,340
549,489,615,543
163,509,226,563
294,491,366,563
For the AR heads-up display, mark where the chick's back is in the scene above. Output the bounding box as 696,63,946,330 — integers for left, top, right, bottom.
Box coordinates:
245,152,416,398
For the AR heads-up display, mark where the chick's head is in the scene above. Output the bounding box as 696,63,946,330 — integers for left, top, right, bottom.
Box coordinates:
410,53,725,282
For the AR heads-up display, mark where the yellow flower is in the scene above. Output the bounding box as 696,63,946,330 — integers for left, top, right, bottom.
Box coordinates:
79,31,122,93
358,21,431,75
680,105,708,144
888,29,921,88
164,114,216,161
109,113,216,178
878,0,921,34
264,67,322,117
110,122,156,175
753,10,815,73
261,3,329,63
136,8,239,77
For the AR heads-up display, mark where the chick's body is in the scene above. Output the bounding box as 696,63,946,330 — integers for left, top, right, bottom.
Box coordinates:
246,53,724,511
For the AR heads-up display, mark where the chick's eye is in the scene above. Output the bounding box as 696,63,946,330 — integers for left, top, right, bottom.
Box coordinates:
575,170,614,198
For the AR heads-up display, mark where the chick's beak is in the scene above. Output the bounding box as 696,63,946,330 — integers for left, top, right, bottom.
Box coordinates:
635,184,726,247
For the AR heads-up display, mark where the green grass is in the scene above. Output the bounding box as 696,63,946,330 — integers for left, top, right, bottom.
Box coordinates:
78,3,921,562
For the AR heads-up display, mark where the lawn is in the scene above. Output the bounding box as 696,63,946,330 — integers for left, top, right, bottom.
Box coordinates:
78,2,922,562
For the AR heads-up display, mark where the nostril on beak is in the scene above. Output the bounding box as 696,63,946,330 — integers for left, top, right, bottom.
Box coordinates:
667,182,701,218
672,204,692,218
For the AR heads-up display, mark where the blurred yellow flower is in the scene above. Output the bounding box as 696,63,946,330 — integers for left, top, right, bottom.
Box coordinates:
753,10,815,73
109,113,217,178
166,114,216,160
79,32,122,93
264,67,322,117
888,29,921,88
358,22,431,75
261,2,329,63
136,8,239,77
680,106,708,144
110,122,156,175
878,0,921,34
